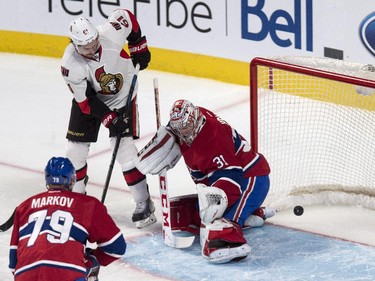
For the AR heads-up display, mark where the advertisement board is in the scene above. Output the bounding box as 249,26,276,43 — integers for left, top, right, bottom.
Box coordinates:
0,0,374,84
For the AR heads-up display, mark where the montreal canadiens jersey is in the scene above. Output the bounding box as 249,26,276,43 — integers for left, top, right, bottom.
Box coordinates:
179,107,270,206
61,9,138,112
9,189,126,281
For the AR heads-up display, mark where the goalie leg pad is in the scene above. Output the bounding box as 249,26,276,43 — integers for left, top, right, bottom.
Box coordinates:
206,243,251,264
243,207,277,228
134,126,181,175
170,194,200,235
200,218,251,263
196,184,228,224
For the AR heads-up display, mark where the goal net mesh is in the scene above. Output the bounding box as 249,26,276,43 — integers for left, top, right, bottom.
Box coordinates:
250,57,375,210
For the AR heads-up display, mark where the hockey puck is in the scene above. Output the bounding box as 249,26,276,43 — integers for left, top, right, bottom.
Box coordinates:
293,205,304,216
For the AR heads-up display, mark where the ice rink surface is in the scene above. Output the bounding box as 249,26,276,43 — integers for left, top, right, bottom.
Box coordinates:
0,53,375,280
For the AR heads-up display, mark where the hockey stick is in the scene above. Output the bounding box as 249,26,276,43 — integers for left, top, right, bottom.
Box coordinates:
101,64,140,204
153,78,195,248
0,208,16,232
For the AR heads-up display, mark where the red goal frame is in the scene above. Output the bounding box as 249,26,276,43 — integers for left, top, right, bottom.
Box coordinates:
249,57,375,153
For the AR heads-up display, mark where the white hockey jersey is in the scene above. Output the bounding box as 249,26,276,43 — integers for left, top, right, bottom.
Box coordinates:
61,9,139,112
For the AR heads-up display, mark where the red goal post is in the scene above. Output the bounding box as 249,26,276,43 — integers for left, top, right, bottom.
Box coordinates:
249,57,375,210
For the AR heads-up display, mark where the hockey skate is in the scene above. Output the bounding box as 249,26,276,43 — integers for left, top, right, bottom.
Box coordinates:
243,207,277,228
132,197,157,228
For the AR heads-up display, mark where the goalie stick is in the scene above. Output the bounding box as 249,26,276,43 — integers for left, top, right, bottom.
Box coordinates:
153,78,195,248
101,64,140,204
0,208,15,232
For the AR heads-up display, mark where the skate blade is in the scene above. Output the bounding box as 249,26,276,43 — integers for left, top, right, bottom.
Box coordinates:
135,213,157,229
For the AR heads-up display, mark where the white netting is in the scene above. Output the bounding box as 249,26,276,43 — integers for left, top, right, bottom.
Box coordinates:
252,57,375,210
268,56,365,76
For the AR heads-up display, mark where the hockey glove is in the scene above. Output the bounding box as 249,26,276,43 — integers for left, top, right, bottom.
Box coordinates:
85,250,100,281
102,111,130,136
128,36,151,70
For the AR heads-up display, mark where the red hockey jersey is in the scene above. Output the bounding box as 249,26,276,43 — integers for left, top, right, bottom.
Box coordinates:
9,189,126,281
179,107,270,207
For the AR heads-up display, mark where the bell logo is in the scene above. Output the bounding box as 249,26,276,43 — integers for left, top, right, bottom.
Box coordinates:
241,0,313,51
359,12,375,56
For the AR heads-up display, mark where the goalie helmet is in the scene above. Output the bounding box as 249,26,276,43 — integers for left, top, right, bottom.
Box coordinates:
45,157,76,191
69,17,98,46
169,99,203,145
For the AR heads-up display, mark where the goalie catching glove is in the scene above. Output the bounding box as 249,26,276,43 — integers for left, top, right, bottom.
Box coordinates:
134,126,181,175
197,184,228,224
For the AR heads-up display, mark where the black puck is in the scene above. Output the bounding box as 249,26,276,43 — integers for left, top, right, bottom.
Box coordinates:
293,205,304,216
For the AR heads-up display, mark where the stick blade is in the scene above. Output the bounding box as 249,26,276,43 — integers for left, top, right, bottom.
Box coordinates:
164,231,195,248
0,209,16,232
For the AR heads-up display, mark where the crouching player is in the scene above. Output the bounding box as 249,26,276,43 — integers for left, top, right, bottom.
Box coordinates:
9,157,126,281
135,99,275,263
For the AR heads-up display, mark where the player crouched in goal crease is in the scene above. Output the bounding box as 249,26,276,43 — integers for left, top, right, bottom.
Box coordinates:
135,99,276,263
9,157,126,281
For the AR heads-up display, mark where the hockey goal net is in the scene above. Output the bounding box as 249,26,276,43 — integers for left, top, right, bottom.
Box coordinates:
250,56,375,210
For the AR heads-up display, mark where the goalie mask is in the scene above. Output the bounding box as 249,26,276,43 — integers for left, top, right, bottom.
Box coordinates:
45,157,76,191
169,99,203,145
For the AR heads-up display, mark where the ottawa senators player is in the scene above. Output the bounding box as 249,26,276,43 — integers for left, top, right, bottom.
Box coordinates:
60,9,155,228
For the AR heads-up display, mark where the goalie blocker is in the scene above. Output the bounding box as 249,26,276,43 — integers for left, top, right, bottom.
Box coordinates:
170,194,201,235
134,126,181,175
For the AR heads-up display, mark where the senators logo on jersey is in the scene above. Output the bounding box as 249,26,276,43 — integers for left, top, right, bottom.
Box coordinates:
95,66,123,95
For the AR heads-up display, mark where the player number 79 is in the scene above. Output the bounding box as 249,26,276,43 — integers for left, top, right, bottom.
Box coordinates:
27,210,73,246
